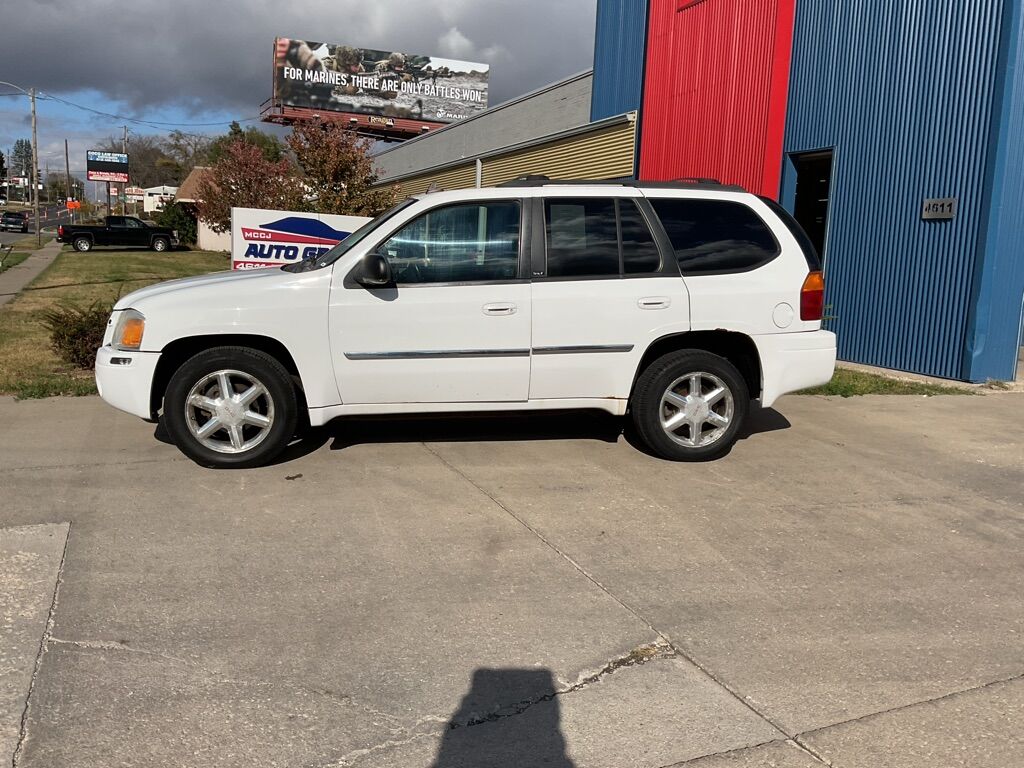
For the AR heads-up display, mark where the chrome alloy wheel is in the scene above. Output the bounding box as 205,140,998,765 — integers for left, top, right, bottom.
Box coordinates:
659,371,735,448
184,369,275,454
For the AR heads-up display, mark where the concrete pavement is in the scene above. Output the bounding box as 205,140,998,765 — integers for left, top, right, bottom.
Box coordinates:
0,392,1021,767
0,238,61,308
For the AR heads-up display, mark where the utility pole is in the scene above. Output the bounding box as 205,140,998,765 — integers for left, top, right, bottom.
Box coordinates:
65,138,73,223
122,125,128,215
30,87,40,246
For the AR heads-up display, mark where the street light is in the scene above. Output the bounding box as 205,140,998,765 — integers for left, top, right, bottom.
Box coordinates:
0,81,41,246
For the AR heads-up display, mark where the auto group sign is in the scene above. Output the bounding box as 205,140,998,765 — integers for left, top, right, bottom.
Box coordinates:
230,207,370,270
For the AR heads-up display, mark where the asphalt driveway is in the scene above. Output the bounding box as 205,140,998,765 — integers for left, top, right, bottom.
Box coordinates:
1,392,1022,767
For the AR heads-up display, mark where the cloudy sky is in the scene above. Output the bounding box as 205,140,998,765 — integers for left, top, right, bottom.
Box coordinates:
0,0,597,184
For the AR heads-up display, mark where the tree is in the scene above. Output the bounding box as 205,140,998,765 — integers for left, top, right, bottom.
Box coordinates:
207,121,283,164
0,152,6,182
12,139,33,177
97,135,182,189
196,139,304,233
287,119,396,217
156,201,198,246
164,130,211,181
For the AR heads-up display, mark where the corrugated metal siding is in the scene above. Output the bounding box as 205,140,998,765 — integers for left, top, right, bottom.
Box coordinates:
591,0,648,121
963,0,1024,381
374,72,593,182
481,119,637,186
785,0,1007,380
386,163,477,196
638,0,796,197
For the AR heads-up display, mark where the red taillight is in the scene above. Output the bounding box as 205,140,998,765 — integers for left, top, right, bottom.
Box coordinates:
58,225,64,238
800,271,825,321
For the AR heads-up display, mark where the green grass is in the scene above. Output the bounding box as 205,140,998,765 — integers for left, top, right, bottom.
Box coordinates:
798,367,972,397
0,252,29,274
0,248,229,399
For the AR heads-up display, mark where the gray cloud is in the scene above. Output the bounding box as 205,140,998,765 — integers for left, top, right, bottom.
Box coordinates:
1,0,597,120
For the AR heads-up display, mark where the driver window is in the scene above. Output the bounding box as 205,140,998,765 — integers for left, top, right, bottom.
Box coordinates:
124,218,143,228
380,201,520,284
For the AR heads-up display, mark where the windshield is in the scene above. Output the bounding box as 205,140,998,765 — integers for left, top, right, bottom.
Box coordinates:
281,199,418,273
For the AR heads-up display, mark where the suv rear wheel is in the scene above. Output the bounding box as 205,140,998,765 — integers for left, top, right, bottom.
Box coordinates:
631,350,749,461
162,346,298,468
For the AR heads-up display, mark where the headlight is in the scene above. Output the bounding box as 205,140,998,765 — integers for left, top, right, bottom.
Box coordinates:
113,309,145,351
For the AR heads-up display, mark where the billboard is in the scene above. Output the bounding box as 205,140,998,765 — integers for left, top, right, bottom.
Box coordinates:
231,207,371,270
273,38,489,123
87,151,129,183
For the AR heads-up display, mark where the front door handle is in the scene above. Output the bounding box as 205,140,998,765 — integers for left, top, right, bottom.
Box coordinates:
483,302,517,316
638,296,671,310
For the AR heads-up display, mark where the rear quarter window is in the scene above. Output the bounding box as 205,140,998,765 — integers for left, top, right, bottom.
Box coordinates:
649,198,780,276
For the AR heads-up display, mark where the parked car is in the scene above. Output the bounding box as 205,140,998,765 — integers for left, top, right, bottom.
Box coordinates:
1,210,28,233
94,178,836,468
57,216,177,252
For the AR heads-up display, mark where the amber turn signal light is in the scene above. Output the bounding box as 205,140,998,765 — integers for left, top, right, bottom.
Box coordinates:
118,317,145,349
800,271,825,321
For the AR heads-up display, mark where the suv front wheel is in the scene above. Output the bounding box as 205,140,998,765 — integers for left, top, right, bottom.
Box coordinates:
631,350,749,461
162,346,298,468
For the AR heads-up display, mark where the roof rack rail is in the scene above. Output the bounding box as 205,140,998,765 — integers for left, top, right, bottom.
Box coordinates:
495,174,745,192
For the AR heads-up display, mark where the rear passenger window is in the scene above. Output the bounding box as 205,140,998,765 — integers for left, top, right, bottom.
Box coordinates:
650,199,779,275
544,198,663,278
545,199,619,277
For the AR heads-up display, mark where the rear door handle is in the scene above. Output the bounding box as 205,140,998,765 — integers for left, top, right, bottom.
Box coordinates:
483,302,517,316
638,296,671,310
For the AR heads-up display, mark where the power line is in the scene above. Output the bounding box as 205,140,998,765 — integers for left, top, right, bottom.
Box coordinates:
38,91,261,130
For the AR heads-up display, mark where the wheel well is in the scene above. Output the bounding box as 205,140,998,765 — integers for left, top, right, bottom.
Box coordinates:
633,331,762,400
150,335,303,417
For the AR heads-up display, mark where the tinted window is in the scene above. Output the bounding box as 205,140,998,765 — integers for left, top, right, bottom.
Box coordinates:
545,198,619,277
124,217,144,229
650,199,779,275
108,216,126,228
759,196,822,271
619,200,661,274
380,201,520,284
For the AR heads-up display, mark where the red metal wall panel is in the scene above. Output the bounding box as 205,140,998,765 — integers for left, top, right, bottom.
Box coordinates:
638,0,796,198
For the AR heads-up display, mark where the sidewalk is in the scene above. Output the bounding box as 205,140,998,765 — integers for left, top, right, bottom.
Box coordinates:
0,239,62,308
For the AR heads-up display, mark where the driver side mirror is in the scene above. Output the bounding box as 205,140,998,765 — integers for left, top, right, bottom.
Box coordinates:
356,252,393,287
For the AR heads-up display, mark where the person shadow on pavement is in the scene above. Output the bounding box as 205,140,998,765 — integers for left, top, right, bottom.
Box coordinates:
430,668,575,768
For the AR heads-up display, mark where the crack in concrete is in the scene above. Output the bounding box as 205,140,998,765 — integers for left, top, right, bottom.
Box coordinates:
11,523,70,768
327,641,677,768
47,637,192,667
0,457,189,474
453,641,676,730
420,444,792,739
794,668,1024,741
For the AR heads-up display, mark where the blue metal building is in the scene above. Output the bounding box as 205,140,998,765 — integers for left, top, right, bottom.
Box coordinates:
590,0,647,121
781,0,1024,381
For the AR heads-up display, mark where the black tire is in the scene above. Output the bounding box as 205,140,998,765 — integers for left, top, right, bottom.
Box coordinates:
631,349,749,461
72,237,92,252
152,236,169,252
162,346,298,469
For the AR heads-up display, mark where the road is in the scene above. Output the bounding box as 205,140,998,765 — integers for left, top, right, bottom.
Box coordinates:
0,204,69,246
1,391,1022,767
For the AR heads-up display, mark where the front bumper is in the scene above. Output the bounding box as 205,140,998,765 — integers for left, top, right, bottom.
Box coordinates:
754,330,837,408
95,346,161,420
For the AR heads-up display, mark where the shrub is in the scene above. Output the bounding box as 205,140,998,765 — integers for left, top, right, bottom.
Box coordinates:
156,201,198,246
42,302,112,369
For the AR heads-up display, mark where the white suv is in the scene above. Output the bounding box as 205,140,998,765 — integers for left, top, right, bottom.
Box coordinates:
95,179,836,468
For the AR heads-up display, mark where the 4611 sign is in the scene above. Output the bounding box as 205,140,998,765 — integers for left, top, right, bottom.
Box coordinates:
921,197,957,220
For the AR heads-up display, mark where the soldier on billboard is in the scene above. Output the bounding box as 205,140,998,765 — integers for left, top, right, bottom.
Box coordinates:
276,38,333,106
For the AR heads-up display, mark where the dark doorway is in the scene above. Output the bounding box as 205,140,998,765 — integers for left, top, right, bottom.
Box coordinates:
792,151,834,265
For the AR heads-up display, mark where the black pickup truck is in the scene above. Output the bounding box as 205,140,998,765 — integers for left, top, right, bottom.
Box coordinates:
58,216,178,252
